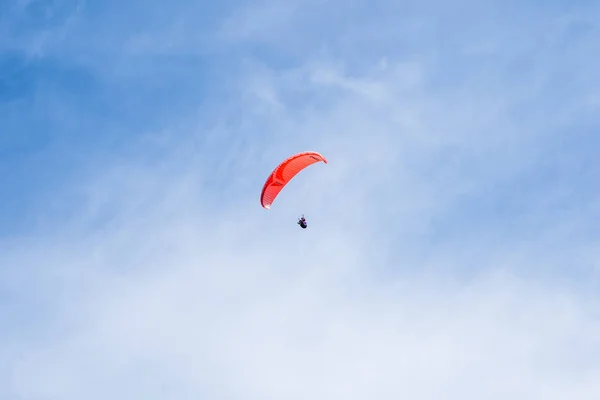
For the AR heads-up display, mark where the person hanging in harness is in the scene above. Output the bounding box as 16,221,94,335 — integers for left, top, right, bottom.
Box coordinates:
298,216,307,229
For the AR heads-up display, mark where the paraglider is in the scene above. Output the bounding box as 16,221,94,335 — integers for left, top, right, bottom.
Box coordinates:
260,151,327,228
298,215,307,229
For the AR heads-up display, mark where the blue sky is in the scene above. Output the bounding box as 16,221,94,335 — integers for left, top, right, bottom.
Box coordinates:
2,0,600,398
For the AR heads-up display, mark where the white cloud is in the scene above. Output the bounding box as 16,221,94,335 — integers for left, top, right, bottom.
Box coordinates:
3,0,600,398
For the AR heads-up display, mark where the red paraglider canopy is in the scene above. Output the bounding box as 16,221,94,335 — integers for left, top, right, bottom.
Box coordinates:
260,151,327,209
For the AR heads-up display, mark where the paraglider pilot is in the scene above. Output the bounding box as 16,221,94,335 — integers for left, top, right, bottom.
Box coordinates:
298,216,307,229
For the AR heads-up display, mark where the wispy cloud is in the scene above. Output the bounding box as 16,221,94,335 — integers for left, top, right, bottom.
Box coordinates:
2,0,600,398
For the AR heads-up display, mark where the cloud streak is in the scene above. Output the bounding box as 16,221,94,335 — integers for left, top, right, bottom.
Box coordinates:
2,0,600,398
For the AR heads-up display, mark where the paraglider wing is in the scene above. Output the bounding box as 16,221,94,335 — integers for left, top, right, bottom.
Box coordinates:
260,151,327,209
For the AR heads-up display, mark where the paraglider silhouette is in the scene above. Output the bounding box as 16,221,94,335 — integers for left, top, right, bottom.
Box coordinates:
298,215,307,229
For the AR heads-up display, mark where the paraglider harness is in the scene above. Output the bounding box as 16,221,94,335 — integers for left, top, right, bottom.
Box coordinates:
298,216,307,229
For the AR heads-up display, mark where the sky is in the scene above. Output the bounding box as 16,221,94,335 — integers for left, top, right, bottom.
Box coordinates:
1,0,600,398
